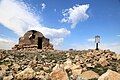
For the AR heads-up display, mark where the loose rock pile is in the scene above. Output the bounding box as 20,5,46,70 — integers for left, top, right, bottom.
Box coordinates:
0,49,120,80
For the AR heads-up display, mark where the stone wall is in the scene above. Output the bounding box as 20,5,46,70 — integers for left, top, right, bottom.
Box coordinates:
12,30,53,50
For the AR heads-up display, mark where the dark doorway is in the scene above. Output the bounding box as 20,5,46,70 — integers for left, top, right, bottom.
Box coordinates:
38,37,42,49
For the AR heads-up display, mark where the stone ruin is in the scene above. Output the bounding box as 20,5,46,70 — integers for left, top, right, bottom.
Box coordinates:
12,30,54,50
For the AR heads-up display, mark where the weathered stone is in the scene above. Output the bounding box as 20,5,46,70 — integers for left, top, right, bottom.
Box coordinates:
50,69,69,80
0,65,8,76
12,30,54,50
75,55,80,61
35,71,46,79
12,63,20,71
116,54,120,60
0,70,6,77
76,76,86,80
15,67,35,79
43,66,50,71
71,63,81,70
80,70,99,79
0,53,5,60
86,63,95,68
52,64,60,71
3,75,13,80
66,53,70,58
0,65,8,71
98,69,120,80
72,69,82,77
98,57,108,67
28,56,37,68
64,58,72,70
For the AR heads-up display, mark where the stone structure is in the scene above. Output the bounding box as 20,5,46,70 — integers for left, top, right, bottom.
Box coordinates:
12,30,53,50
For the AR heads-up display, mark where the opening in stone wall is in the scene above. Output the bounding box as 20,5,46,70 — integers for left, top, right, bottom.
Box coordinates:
38,37,42,49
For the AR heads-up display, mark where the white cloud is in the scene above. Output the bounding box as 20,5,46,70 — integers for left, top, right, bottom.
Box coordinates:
116,34,120,37
0,37,15,49
41,3,46,11
87,38,95,42
51,38,64,48
61,4,89,28
0,0,70,49
54,9,56,12
100,43,120,54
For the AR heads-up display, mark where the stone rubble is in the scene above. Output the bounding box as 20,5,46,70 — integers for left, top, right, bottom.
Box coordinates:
98,69,120,80
0,49,120,80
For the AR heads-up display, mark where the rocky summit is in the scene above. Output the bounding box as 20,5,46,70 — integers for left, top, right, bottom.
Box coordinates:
0,49,120,80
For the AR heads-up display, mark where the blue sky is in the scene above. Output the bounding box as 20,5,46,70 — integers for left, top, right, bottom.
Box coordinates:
0,0,120,53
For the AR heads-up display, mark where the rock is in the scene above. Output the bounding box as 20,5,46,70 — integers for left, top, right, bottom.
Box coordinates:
43,66,50,72
0,65,8,71
0,75,3,80
12,63,20,73
71,63,82,77
0,53,5,60
64,58,72,70
80,70,99,80
12,63,20,69
3,75,13,80
15,67,35,79
76,76,86,80
72,69,82,77
86,52,93,58
0,69,6,76
98,57,108,67
4,58,10,61
75,55,80,61
116,54,120,60
8,56,14,59
28,56,37,68
98,69,120,80
86,63,95,68
0,65,8,76
35,71,46,79
50,69,69,80
52,64,60,71
71,63,81,70
66,53,70,58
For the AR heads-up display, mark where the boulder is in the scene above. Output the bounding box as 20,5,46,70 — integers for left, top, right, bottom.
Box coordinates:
72,69,82,77
3,75,13,80
0,65,8,71
80,70,99,79
75,55,80,61
15,67,35,79
0,65,8,76
66,53,70,58
71,63,82,77
52,63,60,71
28,56,37,68
98,69,120,80
12,63,20,73
50,69,69,80
86,63,95,68
64,58,72,70
116,54,120,60
0,53,5,60
35,71,46,79
98,57,108,67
